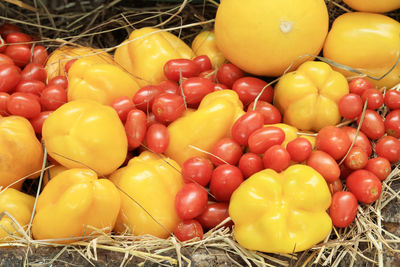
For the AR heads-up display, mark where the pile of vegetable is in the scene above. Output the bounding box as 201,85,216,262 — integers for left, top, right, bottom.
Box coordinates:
0,0,399,265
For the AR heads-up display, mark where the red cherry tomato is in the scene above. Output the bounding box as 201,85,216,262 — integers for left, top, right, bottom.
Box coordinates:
47,75,68,89
385,109,400,138
238,152,263,178
7,92,41,119
145,123,169,154
196,202,231,230
182,156,214,186
181,77,214,107
361,88,383,110
175,183,208,220
30,111,52,134
338,93,363,119
329,191,358,228
198,70,216,82
193,55,212,72
21,63,47,82
213,83,228,91
164,59,200,82
341,126,372,157
152,93,185,123
125,109,147,150
31,45,48,66
384,90,400,110
315,126,351,160
263,145,290,172
158,80,179,94
231,110,264,146
0,92,10,116
210,137,242,166
365,157,391,181
306,150,340,183
111,96,135,122
15,80,45,96
247,100,281,124
357,109,385,140
5,44,31,67
40,85,67,111
348,77,374,95
248,126,285,154
0,23,21,39
346,169,382,204
286,137,312,163
64,59,77,73
375,135,400,163
339,163,353,180
6,32,32,48
327,179,343,195
133,85,162,112
232,77,273,106
344,146,368,170
173,219,203,242
145,112,159,128
216,63,244,88
210,164,244,202
0,64,21,92
0,54,15,66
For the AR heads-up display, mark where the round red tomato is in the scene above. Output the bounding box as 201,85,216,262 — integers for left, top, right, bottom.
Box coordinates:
210,137,242,166
0,64,21,92
192,55,212,72
357,109,385,140
286,137,312,163
30,111,52,134
125,109,147,150
216,63,244,88
329,191,358,228
232,77,273,106
346,169,382,204
341,126,372,157
209,164,244,202
0,92,10,116
248,126,285,154
348,77,374,95
338,93,363,119
175,183,208,220
315,126,351,160
365,157,391,181
133,85,162,112
306,150,340,183
384,90,400,110
238,152,263,178
361,88,383,110
7,92,41,119
145,123,169,154
385,109,400,138
263,145,290,172
375,135,400,163
48,76,68,89
182,156,214,186
344,146,368,170
196,202,231,230
173,219,203,242
40,85,67,111
231,110,264,146
247,100,281,124
31,45,48,66
152,93,185,123
5,44,31,67
21,63,47,82
164,58,200,82
181,77,214,106
111,96,135,123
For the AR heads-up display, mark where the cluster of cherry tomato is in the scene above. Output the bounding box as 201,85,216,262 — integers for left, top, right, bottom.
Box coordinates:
0,23,69,135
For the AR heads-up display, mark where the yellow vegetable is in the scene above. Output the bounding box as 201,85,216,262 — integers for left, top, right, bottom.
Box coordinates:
192,30,225,68
343,0,400,13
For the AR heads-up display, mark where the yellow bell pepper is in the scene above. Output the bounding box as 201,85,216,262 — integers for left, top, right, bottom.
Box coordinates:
109,151,184,238
266,123,316,148
229,164,332,253
274,61,349,132
42,100,127,176
45,46,114,80
32,168,120,243
165,90,243,166
0,188,35,240
43,165,68,186
192,30,225,69
114,27,195,86
0,116,43,190
67,57,140,105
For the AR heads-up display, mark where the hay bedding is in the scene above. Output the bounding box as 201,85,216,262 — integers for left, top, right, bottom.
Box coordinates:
0,0,399,266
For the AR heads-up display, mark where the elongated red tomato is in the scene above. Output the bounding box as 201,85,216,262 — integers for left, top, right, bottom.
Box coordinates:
30,111,52,134
238,152,263,178
232,77,273,106
152,93,185,123
192,55,212,72
210,164,243,202
48,76,68,89
365,157,391,181
0,54,15,66
146,123,169,154
164,59,200,82
15,80,45,96
182,156,214,186
40,85,67,111
286,137,312,163
361,88,383,110
210,137,242,166
181,77,214,106
125,109,147,149
5,44,31,67
21,63,47,82
7,92,41,119
0,92,10,116
31,45,48,66
247,100,281,124
315,126,351,160
216,63,244,88
357,109,385,140
341,126,372,157
263,145,290,172
196,202,230,230
338,93,363,119
306,150,340,183
133,85,162,112
175,183,208,220
173,219,203,241
385,109,400,138
329,191,358,228
346,169,382,204
344,146,368,170
384,90,400,110
6,32,32,48
248,126,285,154
231,110,264,146
111,96,135,123
0,64,21,92
375,136,400,163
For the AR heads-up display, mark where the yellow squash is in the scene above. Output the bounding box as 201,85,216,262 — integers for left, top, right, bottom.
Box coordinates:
192,30,225,69
343,0,400,13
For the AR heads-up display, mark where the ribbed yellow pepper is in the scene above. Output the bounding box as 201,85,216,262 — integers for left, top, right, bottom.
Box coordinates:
109,151,184,238
0,116,43,190
192,30,225,69
165,90,243,166
68,57,140,105
0,189,35,240
42,100,127,176
114,27,195,86
274,61,349,132
32,168,121,243
229,164,332,253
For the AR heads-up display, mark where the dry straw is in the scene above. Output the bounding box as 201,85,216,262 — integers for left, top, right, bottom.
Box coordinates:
0,0,399,266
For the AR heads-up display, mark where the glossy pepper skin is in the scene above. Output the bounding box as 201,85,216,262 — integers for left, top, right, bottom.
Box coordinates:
192,31,225,69
165,90,244,166
42,100,128,176
0,116,43,190
114,27,194,86
109,151,184,239
274,61,349,132
229,164,332,253
0,188,35,240
68,57,140,105
32,168,121,243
